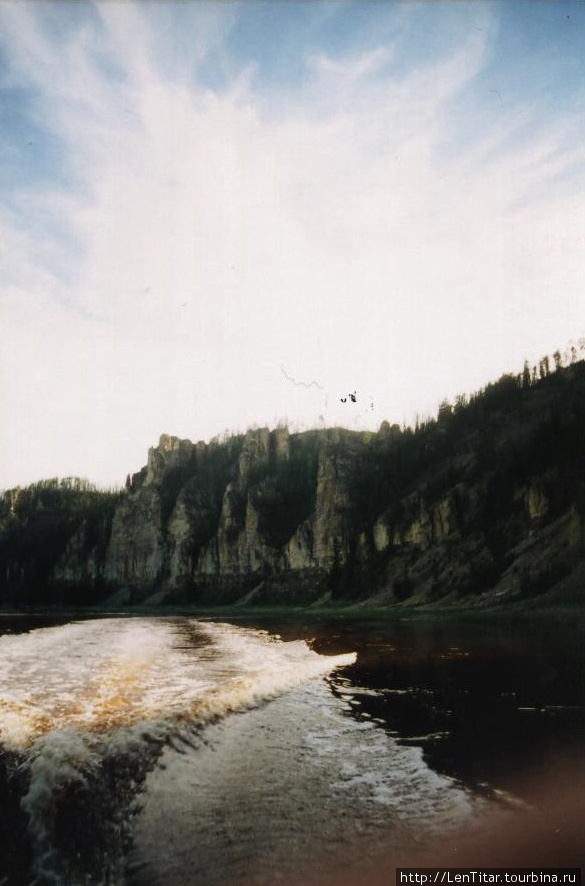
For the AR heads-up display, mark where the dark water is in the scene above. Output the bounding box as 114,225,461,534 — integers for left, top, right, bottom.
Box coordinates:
190,614,585,799
1,612,584,885
311,616,585,803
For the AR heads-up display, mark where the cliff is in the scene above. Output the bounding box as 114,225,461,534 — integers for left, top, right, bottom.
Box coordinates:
2,358,585,609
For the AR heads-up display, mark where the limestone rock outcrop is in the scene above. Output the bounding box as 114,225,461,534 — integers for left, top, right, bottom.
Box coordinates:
4,358,585,608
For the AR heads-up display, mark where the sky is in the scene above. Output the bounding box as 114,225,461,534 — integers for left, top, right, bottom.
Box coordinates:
1,0,585,489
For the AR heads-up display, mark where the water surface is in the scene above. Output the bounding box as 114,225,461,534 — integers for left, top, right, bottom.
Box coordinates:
0,613,583,885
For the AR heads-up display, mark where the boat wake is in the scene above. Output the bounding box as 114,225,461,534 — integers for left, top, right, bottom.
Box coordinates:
0,618,356,885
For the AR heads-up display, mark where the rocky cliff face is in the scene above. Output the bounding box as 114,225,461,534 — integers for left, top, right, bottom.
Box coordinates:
88,426,357,602
3,359,585,608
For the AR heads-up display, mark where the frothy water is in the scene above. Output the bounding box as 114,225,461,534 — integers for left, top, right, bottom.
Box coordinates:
0,618,356,748
127,678,483,886
0,618,487,886
0,618,356,884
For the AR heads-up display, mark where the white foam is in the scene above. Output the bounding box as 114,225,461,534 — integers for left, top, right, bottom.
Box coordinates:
302,680,481,832
0,618,357,885
0,618,355,750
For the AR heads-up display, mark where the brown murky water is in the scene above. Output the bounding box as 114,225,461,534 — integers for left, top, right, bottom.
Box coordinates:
0,614,584,885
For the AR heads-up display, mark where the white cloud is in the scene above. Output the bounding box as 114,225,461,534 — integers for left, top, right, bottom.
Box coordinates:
307,46,394,79
1,1,585,487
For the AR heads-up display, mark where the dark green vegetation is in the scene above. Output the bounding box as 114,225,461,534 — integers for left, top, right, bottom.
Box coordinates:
0,479,121,605
1,348,584,610
248,431,321,549
342,358,585,604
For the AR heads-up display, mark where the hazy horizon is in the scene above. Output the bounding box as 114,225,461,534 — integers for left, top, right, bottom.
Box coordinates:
2,1,585,488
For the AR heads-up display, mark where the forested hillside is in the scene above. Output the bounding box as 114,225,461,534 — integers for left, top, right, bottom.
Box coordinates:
1,348,584,609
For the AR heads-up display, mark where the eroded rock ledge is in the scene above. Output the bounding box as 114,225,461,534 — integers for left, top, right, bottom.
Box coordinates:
3,360,585,608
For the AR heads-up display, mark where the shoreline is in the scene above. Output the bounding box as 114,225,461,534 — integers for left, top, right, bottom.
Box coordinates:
1,599,585,624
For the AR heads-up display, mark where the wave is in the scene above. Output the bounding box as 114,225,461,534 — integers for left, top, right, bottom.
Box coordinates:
0,618,355,748
0,618,356,886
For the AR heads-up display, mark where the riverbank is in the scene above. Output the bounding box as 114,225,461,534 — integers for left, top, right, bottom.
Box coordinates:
1,597,585,625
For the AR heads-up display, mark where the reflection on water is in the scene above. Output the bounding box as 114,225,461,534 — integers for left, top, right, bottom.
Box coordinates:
0,613,584,886
237,615,585,803
341,624,585,804
128,615,585,886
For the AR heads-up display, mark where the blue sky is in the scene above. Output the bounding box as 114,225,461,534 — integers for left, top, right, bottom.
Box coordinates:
1,1,585,487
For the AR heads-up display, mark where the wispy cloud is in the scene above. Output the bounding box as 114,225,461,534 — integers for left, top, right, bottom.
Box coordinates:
307,46,394,78
1,0,585,486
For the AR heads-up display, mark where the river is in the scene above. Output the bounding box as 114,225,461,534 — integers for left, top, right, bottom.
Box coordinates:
0,613,583,885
